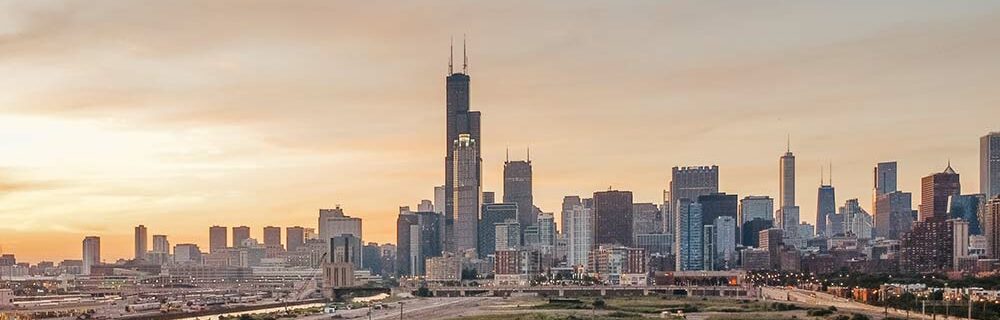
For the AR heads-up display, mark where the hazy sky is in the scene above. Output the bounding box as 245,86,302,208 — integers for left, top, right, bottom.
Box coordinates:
2,1,1000,263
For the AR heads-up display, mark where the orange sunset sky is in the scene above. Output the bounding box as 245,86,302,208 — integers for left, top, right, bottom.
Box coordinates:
2,1,1000,263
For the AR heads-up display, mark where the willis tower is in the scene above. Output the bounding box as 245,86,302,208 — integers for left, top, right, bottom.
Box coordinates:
444,38,481,254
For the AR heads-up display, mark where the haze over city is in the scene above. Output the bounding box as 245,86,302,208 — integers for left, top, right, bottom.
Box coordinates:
3,0,1000,265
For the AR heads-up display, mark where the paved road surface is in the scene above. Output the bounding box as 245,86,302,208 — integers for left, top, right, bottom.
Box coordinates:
763,286,937,320
299,297,485,320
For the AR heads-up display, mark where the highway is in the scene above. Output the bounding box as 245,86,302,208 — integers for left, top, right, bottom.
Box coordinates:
762,286,936,319
298,297,487,320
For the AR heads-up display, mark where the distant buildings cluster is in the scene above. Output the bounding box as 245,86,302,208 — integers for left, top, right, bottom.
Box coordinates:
7,53,1000,289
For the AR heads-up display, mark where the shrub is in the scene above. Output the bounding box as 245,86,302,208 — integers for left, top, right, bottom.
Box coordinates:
850,314,870,320
807,309,834,316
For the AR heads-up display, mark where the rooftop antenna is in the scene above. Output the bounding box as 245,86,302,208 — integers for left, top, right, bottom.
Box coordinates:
829,161,833,185
786,134,790,153
448,36,454,75
505,146,509,163
820,165,824,185
527,146,531,162
462,34,468,73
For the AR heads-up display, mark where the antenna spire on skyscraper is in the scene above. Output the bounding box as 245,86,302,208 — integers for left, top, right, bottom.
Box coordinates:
462,34,468,73
786,134,790,152
448,36,454,75
527,146,530,162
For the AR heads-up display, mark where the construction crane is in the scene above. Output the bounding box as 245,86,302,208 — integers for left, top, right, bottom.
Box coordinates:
292,252,327,301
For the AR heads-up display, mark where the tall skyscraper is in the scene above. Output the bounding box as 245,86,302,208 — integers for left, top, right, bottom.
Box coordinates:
874,161,898,196
444,42,481,253
82,236,100,275
561,196,582,236
134,225,147,261
776,144,800,239
919,164,961,222
593,190,633,246
209,226,227,253
453,133,481,254
263,226,282,249
984,196,1000,258
872,161,901,239
504,155,534,228
982,132,1000,199
566,201,593,267
286,226,305,252
318,206,363,244
669,166,719,207
816,183,836,237
395,213,419,276
675,199,703,271
232,226,251,247
780,145,796,208
874,191,914,240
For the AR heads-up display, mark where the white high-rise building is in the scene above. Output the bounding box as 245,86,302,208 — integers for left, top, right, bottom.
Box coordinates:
82,236,100,275
566,203,593,267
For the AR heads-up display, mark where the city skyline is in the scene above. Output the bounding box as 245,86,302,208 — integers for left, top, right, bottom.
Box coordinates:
3,2,1000,263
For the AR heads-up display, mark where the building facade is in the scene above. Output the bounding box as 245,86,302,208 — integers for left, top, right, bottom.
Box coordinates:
452,133,481,254
675,199,703,271
82,236,100,275
874,191,913,240
670,166,719,207
566,202,593,267
593,190,633,246
479,203,518,258
982,133,1000,199
209,226,227,253
503,158,533,228
919,165,961,222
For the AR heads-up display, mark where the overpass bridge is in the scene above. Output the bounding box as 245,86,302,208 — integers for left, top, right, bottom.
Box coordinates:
429,285,754,298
